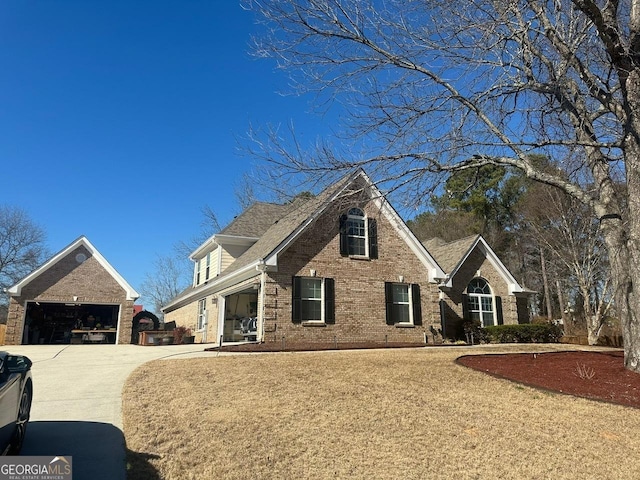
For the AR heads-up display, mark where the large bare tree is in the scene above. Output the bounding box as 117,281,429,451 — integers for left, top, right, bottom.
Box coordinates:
520,183,613,344
139,255,190,318
0,206,48,321
245,0,640,370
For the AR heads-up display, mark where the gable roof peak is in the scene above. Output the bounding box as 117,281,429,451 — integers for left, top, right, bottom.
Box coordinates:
7,235,139,300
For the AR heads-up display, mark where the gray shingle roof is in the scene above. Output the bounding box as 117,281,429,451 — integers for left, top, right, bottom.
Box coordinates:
219,202,293,238
423,235,480,273
222,171,357,276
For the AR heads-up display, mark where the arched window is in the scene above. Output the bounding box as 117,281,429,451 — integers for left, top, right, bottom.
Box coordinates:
345,208,366,256
339,207,378,258
466,278,494,327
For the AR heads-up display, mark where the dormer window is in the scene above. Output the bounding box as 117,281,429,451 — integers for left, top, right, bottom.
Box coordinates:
339,208,378,258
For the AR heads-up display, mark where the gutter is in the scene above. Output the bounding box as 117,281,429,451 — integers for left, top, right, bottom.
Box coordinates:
162,260,262,312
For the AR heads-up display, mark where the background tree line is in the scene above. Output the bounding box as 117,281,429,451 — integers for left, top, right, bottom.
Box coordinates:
406,160,614,345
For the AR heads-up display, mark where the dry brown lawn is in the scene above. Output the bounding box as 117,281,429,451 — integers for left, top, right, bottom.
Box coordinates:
123,344,640,479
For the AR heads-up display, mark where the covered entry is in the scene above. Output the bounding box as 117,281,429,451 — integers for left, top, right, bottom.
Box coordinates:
222,287,258,342
23,301,120,344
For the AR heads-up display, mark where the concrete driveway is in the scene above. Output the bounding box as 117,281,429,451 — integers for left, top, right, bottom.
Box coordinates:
6,343,212,480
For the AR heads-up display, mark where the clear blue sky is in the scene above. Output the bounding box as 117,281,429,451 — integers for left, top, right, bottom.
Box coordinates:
0,2,336,306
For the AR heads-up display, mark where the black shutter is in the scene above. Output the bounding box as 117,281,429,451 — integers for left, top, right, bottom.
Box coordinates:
324,278,335,324
385,282,395,325
495,296,504,325
368,218,378,259
411,284,422,326
339,214,348,256
461,293,469,321
292,276,302,323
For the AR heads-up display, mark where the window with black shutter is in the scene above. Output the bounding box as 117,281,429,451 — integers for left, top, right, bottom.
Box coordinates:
385,282,420,325
291,276,335,324
339,208,376,258
368,218,378,259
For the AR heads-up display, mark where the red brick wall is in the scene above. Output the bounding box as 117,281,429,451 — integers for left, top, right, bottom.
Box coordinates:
261,198,441,346
5,245,134,344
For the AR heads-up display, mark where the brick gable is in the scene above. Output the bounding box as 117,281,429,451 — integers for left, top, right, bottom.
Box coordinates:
261,196,440,346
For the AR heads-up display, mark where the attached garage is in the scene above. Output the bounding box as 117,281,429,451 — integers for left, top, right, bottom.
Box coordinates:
5,236,139,345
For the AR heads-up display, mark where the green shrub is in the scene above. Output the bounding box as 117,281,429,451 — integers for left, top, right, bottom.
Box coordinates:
484,323,563,343
462,320,489,344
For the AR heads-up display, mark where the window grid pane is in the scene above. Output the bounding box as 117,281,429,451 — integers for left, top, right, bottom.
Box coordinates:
300,278,322,321
391,284,411,323
346,210,367,256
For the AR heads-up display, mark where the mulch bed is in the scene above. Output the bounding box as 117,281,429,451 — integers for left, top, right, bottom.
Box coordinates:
458,350,640,409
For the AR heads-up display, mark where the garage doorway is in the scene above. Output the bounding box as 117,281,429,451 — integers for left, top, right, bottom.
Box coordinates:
22,302,120,345
222,287,258,343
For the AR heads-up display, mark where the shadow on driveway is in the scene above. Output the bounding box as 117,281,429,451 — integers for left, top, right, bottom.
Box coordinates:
21,421,160,480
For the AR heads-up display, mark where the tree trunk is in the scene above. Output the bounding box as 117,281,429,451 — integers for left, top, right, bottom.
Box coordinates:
579,282,600,346
587,312,606,346
615,65,640,372
556,280,567,324
540,248,553,321
603,225,640,370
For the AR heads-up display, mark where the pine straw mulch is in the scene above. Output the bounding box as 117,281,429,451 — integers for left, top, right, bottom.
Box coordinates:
123,344,640,480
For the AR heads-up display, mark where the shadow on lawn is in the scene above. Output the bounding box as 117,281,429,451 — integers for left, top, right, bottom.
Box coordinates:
126,449,162,480
19,420,162,480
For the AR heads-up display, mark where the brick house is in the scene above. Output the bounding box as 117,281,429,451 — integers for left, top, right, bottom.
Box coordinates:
163,169,530,346
5,236,139,345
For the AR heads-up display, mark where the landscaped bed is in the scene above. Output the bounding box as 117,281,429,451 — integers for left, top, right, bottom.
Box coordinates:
123,345,640,479
458,350,640,408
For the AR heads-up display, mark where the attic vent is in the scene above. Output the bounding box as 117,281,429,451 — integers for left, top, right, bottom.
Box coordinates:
76,253,87,263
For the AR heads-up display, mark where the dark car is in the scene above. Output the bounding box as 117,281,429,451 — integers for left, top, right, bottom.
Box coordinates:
0,352,32,455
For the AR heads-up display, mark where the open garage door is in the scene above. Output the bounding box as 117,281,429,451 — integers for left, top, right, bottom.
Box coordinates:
22,302,120,345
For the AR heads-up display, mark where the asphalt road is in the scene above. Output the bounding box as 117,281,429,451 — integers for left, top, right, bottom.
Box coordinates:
6,344,211,480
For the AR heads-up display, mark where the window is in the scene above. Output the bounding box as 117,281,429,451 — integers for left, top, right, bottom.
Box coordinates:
301,278,322,321
346,208,367,256
195,259,202,286
466,278,494,327
339,208,378,258
205,252,211,281
197,298,206,330
385,283,422,325
292,276,335,324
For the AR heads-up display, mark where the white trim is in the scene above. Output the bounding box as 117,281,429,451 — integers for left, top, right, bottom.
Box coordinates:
299,277,324,323
114,304,122,344
162,260,262,312
258,270,266,342
196,298,207,331
7,236,139,301
444,236,525,294
391,283,414,326
217,296,225,345
190,234,258,260
202,309,209,342
346,208,368,257
263,169,446,280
